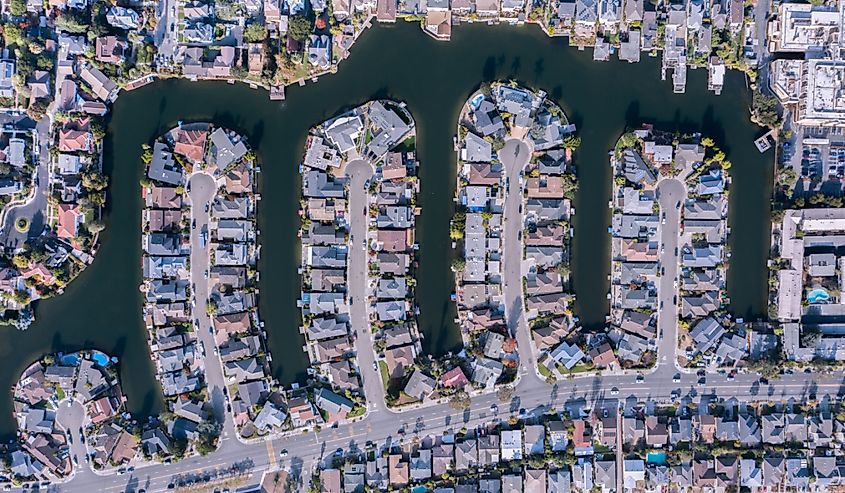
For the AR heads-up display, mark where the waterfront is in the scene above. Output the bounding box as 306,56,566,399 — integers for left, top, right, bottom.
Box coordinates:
0,21,771,438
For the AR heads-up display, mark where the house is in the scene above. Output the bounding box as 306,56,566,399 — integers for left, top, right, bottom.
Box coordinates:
384,344,415,380
550,342,585,369
595,460,616,493
95,36,126,64
455,438,478,470
548,420,568,451
431,442,454,476
500,430,522,461
688,317,725,354
645,416,668,447
548,469,571,493
440,366,470,388
389,454,409,486
472,357,503,388
410,449,432,481
308,35,332,69
477,435,500,465
624,417,645,445
253,402,287,432
741,459,763,489
56,204,84,240
624,460,645,490
320,469,342,493
210,128,248,171
403,370,435,401
79,64,118,102
523,424,545,455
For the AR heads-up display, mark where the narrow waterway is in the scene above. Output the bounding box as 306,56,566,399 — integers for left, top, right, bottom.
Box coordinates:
0,21,772,438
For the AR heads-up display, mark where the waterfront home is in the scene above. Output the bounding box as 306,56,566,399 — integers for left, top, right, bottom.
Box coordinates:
210,128,248,171
384,344,416,379
147,142,182,186
681,291,719,319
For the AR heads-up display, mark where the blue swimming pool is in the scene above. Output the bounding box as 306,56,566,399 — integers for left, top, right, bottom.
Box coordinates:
469,94,485,110
647,451,667,464
91,351,110,367
808,288,831,304
60,354,79,366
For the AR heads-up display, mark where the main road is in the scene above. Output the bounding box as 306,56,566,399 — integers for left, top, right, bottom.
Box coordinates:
63,365,844,493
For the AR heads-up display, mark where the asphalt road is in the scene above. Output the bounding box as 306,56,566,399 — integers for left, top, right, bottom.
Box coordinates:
499,138,541,383
344,159,384,412
187,171,235,438
655,178,685,374
38,361,845,493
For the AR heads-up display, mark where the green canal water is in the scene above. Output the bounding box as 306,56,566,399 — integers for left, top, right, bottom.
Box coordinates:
0,21,772,438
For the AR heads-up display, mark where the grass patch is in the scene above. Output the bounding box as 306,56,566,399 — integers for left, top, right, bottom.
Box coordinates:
378,360,389,388
55,386,65,400
537,363,552,378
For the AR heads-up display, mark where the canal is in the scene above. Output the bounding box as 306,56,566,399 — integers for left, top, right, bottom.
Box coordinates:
0,21,771,438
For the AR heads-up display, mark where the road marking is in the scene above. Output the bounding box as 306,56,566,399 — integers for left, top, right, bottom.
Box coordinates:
266,440,277,470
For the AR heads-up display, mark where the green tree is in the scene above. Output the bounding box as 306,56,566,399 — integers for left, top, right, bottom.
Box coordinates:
82,171,109,191
750,91,782,128
2,24,23,48
9,0,27,17
243,23,267,43
287,15,312,42
55,9,90,34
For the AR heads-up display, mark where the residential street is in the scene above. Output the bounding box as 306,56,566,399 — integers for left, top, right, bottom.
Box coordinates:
500,138,542,383
345,159,384,411
187,171,236,439
1,116,51,251
655,178,685,373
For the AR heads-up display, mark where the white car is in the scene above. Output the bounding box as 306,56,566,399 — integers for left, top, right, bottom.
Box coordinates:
610,387,619,395
279,449,288,458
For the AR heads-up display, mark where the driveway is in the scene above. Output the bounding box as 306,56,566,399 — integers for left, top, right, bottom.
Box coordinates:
345,159,384,410
655,178,685,374
499,138,542,384
187,171,236,442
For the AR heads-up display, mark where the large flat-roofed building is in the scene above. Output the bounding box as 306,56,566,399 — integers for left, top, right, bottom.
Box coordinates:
802,60,845,126
771,59,804,105
770,3,841,53
772,59,845,127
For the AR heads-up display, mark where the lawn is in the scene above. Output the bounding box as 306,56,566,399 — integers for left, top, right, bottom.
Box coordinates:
378,360,389,388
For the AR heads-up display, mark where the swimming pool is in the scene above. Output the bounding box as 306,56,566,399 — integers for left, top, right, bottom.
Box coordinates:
91,351,110,367
808,288,831,304
647,451,667,464
469,94,485,110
